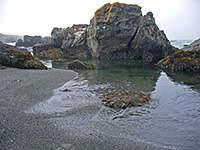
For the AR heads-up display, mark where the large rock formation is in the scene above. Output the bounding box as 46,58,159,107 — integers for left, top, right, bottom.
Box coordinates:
0,41,47,69
182,38,200,51
50,2,174,62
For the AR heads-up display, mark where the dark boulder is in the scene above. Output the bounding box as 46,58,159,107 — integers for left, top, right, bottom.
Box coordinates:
0,41,47,69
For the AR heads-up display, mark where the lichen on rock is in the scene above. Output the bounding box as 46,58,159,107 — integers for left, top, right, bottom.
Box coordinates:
156,50,200,73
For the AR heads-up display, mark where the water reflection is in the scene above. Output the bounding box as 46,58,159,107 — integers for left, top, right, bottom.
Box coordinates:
51,59,160,93
166,72,200,92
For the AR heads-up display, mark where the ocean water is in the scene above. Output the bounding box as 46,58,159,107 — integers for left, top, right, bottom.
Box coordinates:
170,40,193,49
12,40,200,149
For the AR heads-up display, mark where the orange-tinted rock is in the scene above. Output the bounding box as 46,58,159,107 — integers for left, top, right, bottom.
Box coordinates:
156,50,200,73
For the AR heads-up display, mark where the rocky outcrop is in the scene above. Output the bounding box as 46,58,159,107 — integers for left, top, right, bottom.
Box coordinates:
0,41,47,69
51,24,91,59
16,35,42,47
33,43,64,59
182,38,200,51
68,59,96,70
156,50,200,73
51,3,174,62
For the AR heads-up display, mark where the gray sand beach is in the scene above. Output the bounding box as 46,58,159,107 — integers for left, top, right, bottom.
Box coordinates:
0,68,77,149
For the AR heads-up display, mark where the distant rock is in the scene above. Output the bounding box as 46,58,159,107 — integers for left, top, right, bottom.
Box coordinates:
156,50,200,73
0,33,22,43
0,41,47,69
51,3,174,62
16,35,42,47
15,35,51,47
33,43,64,60
182,38,200,51
68,60,96,70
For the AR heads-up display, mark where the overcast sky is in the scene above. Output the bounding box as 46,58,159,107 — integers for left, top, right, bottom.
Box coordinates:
0,0,199,40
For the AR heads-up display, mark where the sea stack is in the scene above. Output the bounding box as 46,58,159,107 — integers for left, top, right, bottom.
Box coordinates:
42,3,175,62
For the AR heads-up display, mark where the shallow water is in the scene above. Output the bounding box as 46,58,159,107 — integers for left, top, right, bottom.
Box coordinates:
28,59,200,149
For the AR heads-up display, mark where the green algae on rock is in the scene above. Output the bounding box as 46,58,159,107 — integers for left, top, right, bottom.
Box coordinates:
0,41,47,69
101,90,152,109
68,59,96,70
156,50,200,73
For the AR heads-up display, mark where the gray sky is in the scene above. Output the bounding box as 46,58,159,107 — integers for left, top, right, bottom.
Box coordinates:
0,0,199,40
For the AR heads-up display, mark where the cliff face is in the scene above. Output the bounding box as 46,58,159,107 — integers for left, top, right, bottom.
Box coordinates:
50,2,174,62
